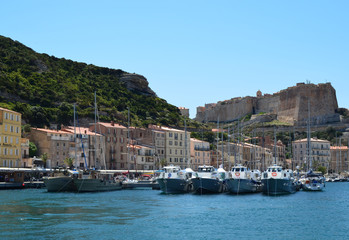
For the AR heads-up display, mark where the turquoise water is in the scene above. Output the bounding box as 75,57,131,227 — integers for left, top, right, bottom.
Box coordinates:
1,183,348,240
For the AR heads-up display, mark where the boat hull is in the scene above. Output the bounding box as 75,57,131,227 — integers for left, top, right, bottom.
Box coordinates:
74,179,122,192
191,178,224,194
226,178,262,194
157,178,191,194
43,176,76,192
262,178,296,195
302,182,325,191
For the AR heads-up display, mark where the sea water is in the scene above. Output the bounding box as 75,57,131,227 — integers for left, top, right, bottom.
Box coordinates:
0,182,348,240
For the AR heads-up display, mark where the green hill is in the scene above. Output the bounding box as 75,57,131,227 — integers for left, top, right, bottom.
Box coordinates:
0,35,182,128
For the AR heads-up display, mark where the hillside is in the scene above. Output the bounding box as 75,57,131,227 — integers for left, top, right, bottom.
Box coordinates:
0,35,182,128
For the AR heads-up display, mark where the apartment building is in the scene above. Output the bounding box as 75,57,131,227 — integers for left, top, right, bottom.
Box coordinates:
30,128,72,168
89,122,127,170
128,144,155,170
0,108,22,167
222,142,273,171
62,126,104,169
292,138,331,171
21,138,30,167
190,138,211,171
330,146,348,174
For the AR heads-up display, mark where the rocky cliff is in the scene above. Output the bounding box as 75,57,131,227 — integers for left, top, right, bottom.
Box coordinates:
195,82,340,126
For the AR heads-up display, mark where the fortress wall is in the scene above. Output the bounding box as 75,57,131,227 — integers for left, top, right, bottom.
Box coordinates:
195,83,339,125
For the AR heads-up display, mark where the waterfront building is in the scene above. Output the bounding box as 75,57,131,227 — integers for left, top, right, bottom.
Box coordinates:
62,126,104,169
330,146,349,174
0,108,22,168
264,136,286,168
190,138,211,171
89,122,127,170
292,138,331,171
152,129,166,168
221,142,273,171
29,128,72,168
127,143,155,170
21,138,30,168
149,126,190,169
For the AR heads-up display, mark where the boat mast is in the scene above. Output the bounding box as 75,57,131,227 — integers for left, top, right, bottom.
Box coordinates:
273,126,277,165
228,125,231,170
216,117,219,168
94,92,97,169
307,99,312,171
184,118,189,169
127,107,130,171
74,103,77,169
221,122,224,168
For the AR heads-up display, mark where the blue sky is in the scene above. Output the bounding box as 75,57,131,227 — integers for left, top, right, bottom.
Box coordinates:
2,0,348,118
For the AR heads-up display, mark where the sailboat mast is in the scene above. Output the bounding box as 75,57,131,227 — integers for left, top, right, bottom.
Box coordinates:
221,123,224,168
184,118,188,168
74,103,77,168
94,92,97,169
273,127,277,165
307,99,311,170
127,107,130,171
216,117,219,168
228,126,231,170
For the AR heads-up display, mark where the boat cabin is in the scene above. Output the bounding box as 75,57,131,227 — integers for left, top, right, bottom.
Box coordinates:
197,165,215,173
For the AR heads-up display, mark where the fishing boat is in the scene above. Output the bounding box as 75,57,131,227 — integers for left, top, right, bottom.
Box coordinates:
156,165,193,194
43,169,78,192
74,170,122,192
302,170,325,191
262,164,297,195
191,165,225,194
226,164,262,194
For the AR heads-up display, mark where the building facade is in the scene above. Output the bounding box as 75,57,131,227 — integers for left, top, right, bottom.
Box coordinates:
0,108,22,167
89,122,127,170
292,138,331,171
190,138,211,171
330,146,348,174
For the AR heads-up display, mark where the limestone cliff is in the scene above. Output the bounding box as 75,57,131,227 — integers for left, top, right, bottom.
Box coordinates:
119,73,156,97
195,82,339,126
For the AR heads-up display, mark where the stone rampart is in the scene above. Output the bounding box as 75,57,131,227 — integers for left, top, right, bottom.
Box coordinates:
195,82,339,126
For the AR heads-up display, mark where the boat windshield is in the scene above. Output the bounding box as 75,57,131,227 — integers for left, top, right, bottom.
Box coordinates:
198,167,214,172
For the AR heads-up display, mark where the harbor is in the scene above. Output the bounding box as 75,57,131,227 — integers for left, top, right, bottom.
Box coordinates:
0,182,348,240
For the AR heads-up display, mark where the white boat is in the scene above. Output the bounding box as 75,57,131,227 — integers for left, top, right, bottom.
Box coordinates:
262,164,297,195
302,170,325,191
226,164,262,194
191,165,225,194
156,165,193,194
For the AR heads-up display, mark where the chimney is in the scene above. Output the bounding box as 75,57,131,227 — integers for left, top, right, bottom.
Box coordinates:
111,121,114,126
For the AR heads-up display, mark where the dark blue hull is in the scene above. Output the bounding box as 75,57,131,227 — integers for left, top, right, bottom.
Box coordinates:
226,178,262,194
192,178,224,194
262,178,297,195
157,178,191,194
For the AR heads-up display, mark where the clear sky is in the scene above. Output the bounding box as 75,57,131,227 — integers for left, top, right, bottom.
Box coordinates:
1,0,348,118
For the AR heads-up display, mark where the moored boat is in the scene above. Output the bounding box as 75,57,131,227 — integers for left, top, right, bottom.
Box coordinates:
74,170,122,192
43,169,78,192
226,164,262,194
156,165,193,194
302,170,325,191
262,164,297,195
191,165,225,194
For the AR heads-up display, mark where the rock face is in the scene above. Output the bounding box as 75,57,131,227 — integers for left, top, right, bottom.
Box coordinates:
195,82,340,126
119,73,156,97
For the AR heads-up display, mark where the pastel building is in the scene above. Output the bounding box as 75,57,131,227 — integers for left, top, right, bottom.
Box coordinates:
190,138,211,171
330,146,349,174
292,138,331,171
0,107,22,167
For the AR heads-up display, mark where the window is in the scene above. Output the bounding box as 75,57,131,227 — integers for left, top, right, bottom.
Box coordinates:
5,112,8,119
169,133,173,138
10,126,14,132
5,124,7,131
16,115,19,121
10,137,13,143
57,143,59,146
16,127,19,133
169,141,173,145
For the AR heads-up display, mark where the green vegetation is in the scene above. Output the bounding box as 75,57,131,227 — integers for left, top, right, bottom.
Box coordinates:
29,142,37,157
0,35,183,127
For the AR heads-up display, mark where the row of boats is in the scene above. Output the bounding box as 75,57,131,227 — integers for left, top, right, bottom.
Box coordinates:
43,164,326,195
157,164,326,195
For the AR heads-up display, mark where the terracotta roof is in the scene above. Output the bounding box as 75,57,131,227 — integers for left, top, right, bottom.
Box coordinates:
31,128,72,134
293,138,330,143
330,146,349,150
63,126,102,136
97,122,126,129
0,107,21,115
